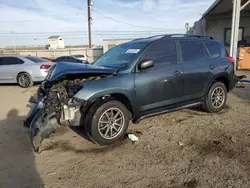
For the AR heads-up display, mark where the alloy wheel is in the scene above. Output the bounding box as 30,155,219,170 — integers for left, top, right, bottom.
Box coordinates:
211,86,225,109
98,108,125,140
18,74,30,87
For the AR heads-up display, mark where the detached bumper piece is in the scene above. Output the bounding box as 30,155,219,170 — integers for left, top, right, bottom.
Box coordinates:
24,96,60,152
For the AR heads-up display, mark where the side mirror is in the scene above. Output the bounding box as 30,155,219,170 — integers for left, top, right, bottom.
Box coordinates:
138,60,154,71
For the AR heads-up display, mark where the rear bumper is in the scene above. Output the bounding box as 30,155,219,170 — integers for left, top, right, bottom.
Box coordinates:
33,76,46,82
31,70,49,82
229,74,237,91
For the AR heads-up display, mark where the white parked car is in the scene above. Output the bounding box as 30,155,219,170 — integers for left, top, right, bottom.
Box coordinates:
73,54,88,62
0,55,54,88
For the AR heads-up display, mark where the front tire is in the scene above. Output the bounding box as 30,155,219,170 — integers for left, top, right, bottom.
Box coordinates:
86,100,130,145
17,73,33,88
203,81,227,113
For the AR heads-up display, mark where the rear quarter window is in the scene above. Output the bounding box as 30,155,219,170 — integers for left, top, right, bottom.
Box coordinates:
204,41,222,58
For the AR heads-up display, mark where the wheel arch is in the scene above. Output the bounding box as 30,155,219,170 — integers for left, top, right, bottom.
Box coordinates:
80,92,134,122
16,71,33,82
205,73,230,96
110,93,134,118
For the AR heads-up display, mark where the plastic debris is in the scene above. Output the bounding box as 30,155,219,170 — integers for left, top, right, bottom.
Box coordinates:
47,172,56,176
128,134,139,142
242,79,250,83
178,141,185,146
231,136,237,143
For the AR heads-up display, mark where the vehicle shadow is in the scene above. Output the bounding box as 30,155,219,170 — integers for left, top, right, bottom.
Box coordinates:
232,84,250,101
0,109,43,187
70,126,95,144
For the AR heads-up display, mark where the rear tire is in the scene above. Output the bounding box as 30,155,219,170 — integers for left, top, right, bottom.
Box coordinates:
203,81,227,113
17,73,33,88
86,100,130,145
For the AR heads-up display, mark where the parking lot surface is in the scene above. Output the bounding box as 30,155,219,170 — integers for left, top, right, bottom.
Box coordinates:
0,83,249,188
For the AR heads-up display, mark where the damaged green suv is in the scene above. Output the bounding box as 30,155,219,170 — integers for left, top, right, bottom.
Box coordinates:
25,34,237,151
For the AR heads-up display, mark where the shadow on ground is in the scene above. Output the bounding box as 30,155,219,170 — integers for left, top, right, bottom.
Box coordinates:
0,109,43,187
232,84,250,101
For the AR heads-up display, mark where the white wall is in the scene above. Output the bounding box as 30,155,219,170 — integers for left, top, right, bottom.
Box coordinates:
48,37,65,49
48,39,58,49
57,38,65,49
0,47,103,63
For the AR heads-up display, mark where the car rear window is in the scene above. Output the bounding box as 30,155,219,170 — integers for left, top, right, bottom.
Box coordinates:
25,56,48,63
204,40,221,58
180,40,207,63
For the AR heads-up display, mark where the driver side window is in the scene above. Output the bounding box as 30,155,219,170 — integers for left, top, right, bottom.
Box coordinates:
141,41,177,67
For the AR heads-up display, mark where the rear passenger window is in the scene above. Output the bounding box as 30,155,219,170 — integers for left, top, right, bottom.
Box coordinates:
204,41,221,58
180,40,206,63
142,41,177,66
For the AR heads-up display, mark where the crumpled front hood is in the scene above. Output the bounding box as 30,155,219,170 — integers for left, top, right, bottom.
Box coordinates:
47,61,118,82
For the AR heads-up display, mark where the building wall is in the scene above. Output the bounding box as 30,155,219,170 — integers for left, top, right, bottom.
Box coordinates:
103,39,132,53
57,38,65,49
187,19,205,35
48,39,58,49
206,17,250,42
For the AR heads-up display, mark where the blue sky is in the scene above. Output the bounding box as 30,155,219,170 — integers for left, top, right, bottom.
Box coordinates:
0,0,214,46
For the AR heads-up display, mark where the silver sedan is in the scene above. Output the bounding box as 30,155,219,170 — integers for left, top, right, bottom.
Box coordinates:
0,55,54,88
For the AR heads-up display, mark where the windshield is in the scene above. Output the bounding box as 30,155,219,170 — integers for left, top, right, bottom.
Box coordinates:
94,42,147,69
25,56,48,63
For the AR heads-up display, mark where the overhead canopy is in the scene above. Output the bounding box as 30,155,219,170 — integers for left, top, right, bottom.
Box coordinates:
203,0,250,19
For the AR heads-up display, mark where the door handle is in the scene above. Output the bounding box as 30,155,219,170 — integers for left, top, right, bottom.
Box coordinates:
173,70,182,76
209,64,215,70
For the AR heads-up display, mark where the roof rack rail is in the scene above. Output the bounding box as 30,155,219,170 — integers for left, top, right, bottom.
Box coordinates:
131,35,165,41
131,34,214,42
161,34,214,40
186,35,214,40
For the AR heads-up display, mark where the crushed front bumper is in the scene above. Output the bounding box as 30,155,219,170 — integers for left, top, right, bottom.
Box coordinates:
24,96,60,152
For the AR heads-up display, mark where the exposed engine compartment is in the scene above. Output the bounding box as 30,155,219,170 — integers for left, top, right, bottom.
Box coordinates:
39,75,107,127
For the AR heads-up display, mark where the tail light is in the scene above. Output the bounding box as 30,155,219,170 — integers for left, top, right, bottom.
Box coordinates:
40,65,51,69
227,56,235,64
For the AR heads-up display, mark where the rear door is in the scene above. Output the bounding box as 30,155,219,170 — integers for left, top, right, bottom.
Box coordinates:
0,57,24,83
179,39,213,101
135,40,184,114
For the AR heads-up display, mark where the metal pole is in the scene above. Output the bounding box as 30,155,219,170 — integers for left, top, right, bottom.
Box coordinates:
241,0,250,10
232,0,241,72
230,0,237,56
87,0,92,48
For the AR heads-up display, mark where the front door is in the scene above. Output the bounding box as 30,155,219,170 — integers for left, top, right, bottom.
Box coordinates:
135,40,183,115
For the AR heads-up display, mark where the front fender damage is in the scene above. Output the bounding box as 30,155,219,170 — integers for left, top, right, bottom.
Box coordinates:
24,72,115,152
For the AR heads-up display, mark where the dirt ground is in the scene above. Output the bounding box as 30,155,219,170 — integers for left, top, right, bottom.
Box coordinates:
0,75,250,188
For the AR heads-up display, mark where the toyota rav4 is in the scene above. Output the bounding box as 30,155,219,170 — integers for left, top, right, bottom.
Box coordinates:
24,34,237,151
